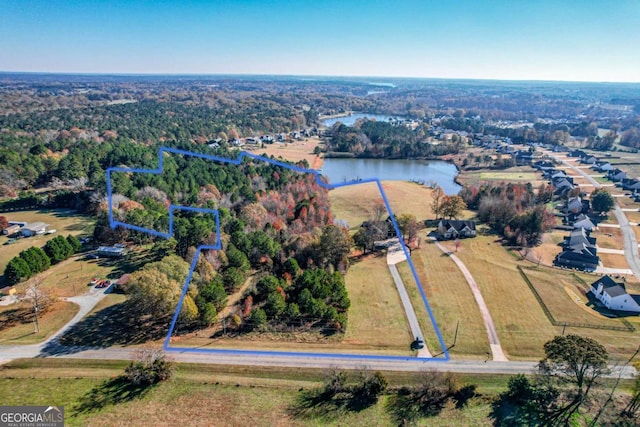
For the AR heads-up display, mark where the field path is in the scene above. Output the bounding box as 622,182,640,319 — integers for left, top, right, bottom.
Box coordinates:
386,242,432,358
433,240,509,362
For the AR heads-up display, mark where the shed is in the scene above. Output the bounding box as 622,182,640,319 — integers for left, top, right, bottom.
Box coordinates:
20,222,48,237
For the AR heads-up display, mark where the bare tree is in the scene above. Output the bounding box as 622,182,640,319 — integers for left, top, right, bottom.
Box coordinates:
24,281,52,333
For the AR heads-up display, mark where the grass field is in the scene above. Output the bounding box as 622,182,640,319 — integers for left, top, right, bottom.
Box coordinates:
0,300,79,344
0,358,518,427
624,210,640,224
329,180,474,232
439,235,557,359
599,253,631,270
478,172,538,181
523,267,629,327
397,241,491,359
251,136,323,169
343,253,412,350
0,209,94,284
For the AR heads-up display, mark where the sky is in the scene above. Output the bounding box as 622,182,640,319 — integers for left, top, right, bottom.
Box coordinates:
1,0,639,83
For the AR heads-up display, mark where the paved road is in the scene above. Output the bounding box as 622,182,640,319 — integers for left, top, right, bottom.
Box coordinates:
0,285,112,364
386,242,432,358
553,153,640,280
433,241,509,362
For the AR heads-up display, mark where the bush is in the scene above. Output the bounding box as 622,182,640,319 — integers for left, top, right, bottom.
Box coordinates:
124,349,174,386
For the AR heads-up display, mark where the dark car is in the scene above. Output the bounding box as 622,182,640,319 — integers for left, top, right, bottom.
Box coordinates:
411,337,425,350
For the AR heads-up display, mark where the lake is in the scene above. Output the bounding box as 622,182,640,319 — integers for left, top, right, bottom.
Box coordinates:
321,113,403,127
320,158,461,194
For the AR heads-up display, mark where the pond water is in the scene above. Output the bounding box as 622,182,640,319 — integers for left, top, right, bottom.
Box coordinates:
320,158,460,194
321,113,403,127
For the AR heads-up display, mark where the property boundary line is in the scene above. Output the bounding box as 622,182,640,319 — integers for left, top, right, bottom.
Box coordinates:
107,147,450,362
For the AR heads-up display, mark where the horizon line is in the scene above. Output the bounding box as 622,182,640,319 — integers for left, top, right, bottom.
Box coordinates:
1,70,639,85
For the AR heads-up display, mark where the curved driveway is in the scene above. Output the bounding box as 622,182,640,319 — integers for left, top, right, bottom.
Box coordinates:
433,241,508,362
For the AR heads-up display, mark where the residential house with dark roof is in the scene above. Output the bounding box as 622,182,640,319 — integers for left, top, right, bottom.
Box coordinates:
607,169,628,182
437,220,476,240
592,162,613,172
555,228,599,271
590,276,640,313
620,178,639,190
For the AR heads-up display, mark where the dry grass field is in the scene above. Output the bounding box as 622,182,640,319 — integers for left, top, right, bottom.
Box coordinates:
329,180,474,232
0,300,79,344
251,136,323,169
439,235,557,359
397,241,491,359
0,209,94,282
342,253,412,350
599,253,631,270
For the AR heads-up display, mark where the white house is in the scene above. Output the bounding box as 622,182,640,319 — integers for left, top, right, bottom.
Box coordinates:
590,276,640,313
20,222,48,237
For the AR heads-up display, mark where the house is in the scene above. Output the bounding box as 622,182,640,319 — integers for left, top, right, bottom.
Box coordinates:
555,227,599,271
569,149,588,158
593,162,613,172
97,246,126,257
553,179,574,197
245,137,260,145
437,220,476,240
533,160,555,171
562,227,596,248
607,169,627,182
590,276,640,313
572,214,596,231
555,244,599,271
566,197,583,214
621,178,639,190
20,222,48,237
514,150,535,165
2,224,21,235
580,156,598,165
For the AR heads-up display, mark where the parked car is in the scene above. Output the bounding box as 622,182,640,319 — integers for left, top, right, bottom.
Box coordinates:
411,337,425,350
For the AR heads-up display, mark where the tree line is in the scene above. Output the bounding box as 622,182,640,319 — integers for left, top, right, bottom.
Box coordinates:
4,235,81,285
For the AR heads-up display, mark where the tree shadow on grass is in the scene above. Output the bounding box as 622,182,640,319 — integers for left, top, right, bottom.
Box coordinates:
288,388,378,421
38,301,169,357
72,375,156,415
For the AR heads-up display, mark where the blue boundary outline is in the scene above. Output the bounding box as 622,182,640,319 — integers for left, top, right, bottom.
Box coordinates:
107,147,450,362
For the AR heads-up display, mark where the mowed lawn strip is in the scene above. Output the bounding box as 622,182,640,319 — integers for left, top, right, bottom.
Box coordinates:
343,254,412,350
0,300,79,344
442,235,556,359
397,241,490,359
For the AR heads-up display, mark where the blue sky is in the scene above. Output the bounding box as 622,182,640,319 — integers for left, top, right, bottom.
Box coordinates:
1,0,639,82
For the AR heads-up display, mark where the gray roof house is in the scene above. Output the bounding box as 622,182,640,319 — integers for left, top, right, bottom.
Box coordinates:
590,276,640,313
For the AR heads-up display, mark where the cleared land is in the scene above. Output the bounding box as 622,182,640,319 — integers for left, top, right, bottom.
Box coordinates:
251,136,324,169
397,241,491,359
0,300,79,344
342,253,412,350
599,252,631,270
477,171,538,181
329,180,474,232
439,234,557,359
0,209,94,283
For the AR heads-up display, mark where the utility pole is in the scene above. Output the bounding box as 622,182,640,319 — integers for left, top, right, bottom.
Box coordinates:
452,320,460,348
33,303,39,333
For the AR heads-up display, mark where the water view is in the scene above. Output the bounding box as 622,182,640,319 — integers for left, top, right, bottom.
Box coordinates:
321,158,460,194
321,113,403,127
